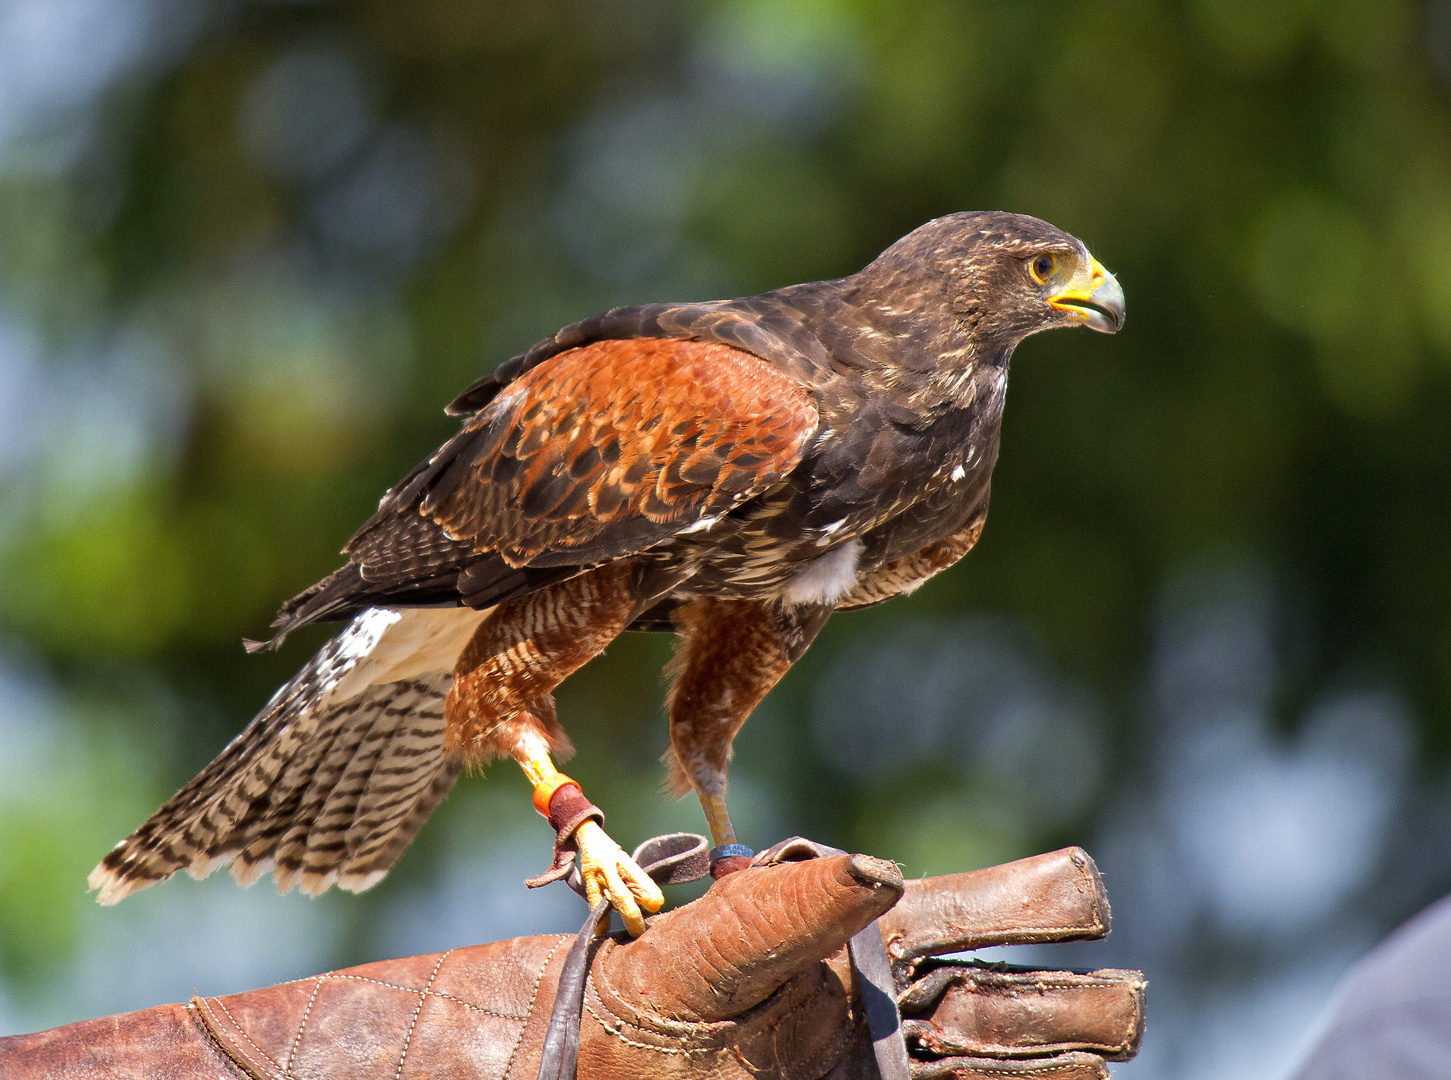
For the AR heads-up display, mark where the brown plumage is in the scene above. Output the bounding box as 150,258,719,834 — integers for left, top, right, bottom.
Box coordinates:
89,211,1123,909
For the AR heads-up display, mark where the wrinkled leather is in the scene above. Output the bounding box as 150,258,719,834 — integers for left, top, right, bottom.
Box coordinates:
0,1003,229,1080
881,848,1110,963
577,854,902,1080
900,964,1145,1060
0,847,1144,1080
912,1051,1116,1079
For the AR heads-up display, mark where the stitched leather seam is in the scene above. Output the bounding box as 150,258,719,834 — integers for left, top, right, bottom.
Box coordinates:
212,997,285,1079
981,923,1109,936
583,1001,708,1057
1125,981,1144,1056
394,950,451,1080
899,923,1113,959
190,1000,274,1080
504,935,571,1080
205,996,287,1080
587,978,734,1039
1073,856,1108,935
282,977,324,1072
957,976,1136,990
317,973,528,1019
585,968,834,1061
586,941,734,1040
733,970,852,1079
929,1066,1096,1078
909,1033,1130,1056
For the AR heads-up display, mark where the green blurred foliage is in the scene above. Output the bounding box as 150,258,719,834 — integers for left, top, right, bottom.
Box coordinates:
3,0,1451,1012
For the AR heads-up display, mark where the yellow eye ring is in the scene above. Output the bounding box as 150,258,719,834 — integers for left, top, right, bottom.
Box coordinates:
1029,254,1056,283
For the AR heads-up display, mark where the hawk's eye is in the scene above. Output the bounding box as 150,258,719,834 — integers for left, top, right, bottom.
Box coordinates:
1029,254,1056,283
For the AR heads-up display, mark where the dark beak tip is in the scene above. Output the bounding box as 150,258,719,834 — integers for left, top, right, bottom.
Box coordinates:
1093,273,1125,334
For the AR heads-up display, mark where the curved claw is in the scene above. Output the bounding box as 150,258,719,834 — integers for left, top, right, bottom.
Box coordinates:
575,820,664,936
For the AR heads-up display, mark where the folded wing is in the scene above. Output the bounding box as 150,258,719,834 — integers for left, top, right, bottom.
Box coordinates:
280,338,819,631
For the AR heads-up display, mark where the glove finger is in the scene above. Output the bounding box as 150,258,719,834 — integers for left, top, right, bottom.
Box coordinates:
881,847,1109,962
900,965,1145,1062
911,1050,1111,1079
601,852,902,1022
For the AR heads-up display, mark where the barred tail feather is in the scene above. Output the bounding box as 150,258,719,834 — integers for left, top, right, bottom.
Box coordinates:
88,608,473,905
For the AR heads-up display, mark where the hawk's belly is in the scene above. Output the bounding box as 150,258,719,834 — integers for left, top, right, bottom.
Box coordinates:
657,452,993,607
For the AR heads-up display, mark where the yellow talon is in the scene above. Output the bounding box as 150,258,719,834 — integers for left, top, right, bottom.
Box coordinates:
576,820,664,937
514,732,662,937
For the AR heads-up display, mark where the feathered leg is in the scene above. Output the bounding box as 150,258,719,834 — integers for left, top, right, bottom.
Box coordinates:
446,561,663,934
665,598,831,867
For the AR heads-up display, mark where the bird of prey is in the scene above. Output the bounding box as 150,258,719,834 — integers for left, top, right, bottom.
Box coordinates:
89,211,1123,935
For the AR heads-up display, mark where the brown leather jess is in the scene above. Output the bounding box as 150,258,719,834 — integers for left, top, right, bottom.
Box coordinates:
0,846,1145,1079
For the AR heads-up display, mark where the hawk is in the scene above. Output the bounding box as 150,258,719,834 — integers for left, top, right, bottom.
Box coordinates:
90,212,1123,934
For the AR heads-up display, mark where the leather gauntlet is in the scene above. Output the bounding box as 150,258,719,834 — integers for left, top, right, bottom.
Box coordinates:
0,847,1144,1079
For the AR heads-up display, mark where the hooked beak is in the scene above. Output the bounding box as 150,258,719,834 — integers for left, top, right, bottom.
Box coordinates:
1048,256,1125,334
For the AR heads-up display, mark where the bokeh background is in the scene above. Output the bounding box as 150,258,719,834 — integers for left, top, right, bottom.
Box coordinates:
2,0,1450,1075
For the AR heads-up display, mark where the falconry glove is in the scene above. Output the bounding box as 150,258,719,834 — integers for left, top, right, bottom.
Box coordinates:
1,846,1145,1079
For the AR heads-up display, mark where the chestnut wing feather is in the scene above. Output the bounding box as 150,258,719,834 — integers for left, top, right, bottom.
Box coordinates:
358,338,818,572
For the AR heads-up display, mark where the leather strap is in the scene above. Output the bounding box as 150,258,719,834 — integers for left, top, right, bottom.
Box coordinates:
756,838,912,1080
536,833,909,1080
536,833,710,1080
526,785,607,891
536,897,611,1080
850,924,912,1080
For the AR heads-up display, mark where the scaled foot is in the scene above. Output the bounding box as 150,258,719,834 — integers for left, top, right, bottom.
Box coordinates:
575,820,664,936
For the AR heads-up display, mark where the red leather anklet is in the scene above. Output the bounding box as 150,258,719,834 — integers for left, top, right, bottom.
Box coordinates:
545,783,604,843
524,782,606,890
532,773,580,817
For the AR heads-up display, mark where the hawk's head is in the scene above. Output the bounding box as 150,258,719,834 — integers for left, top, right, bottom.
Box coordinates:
865,211,1125,351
